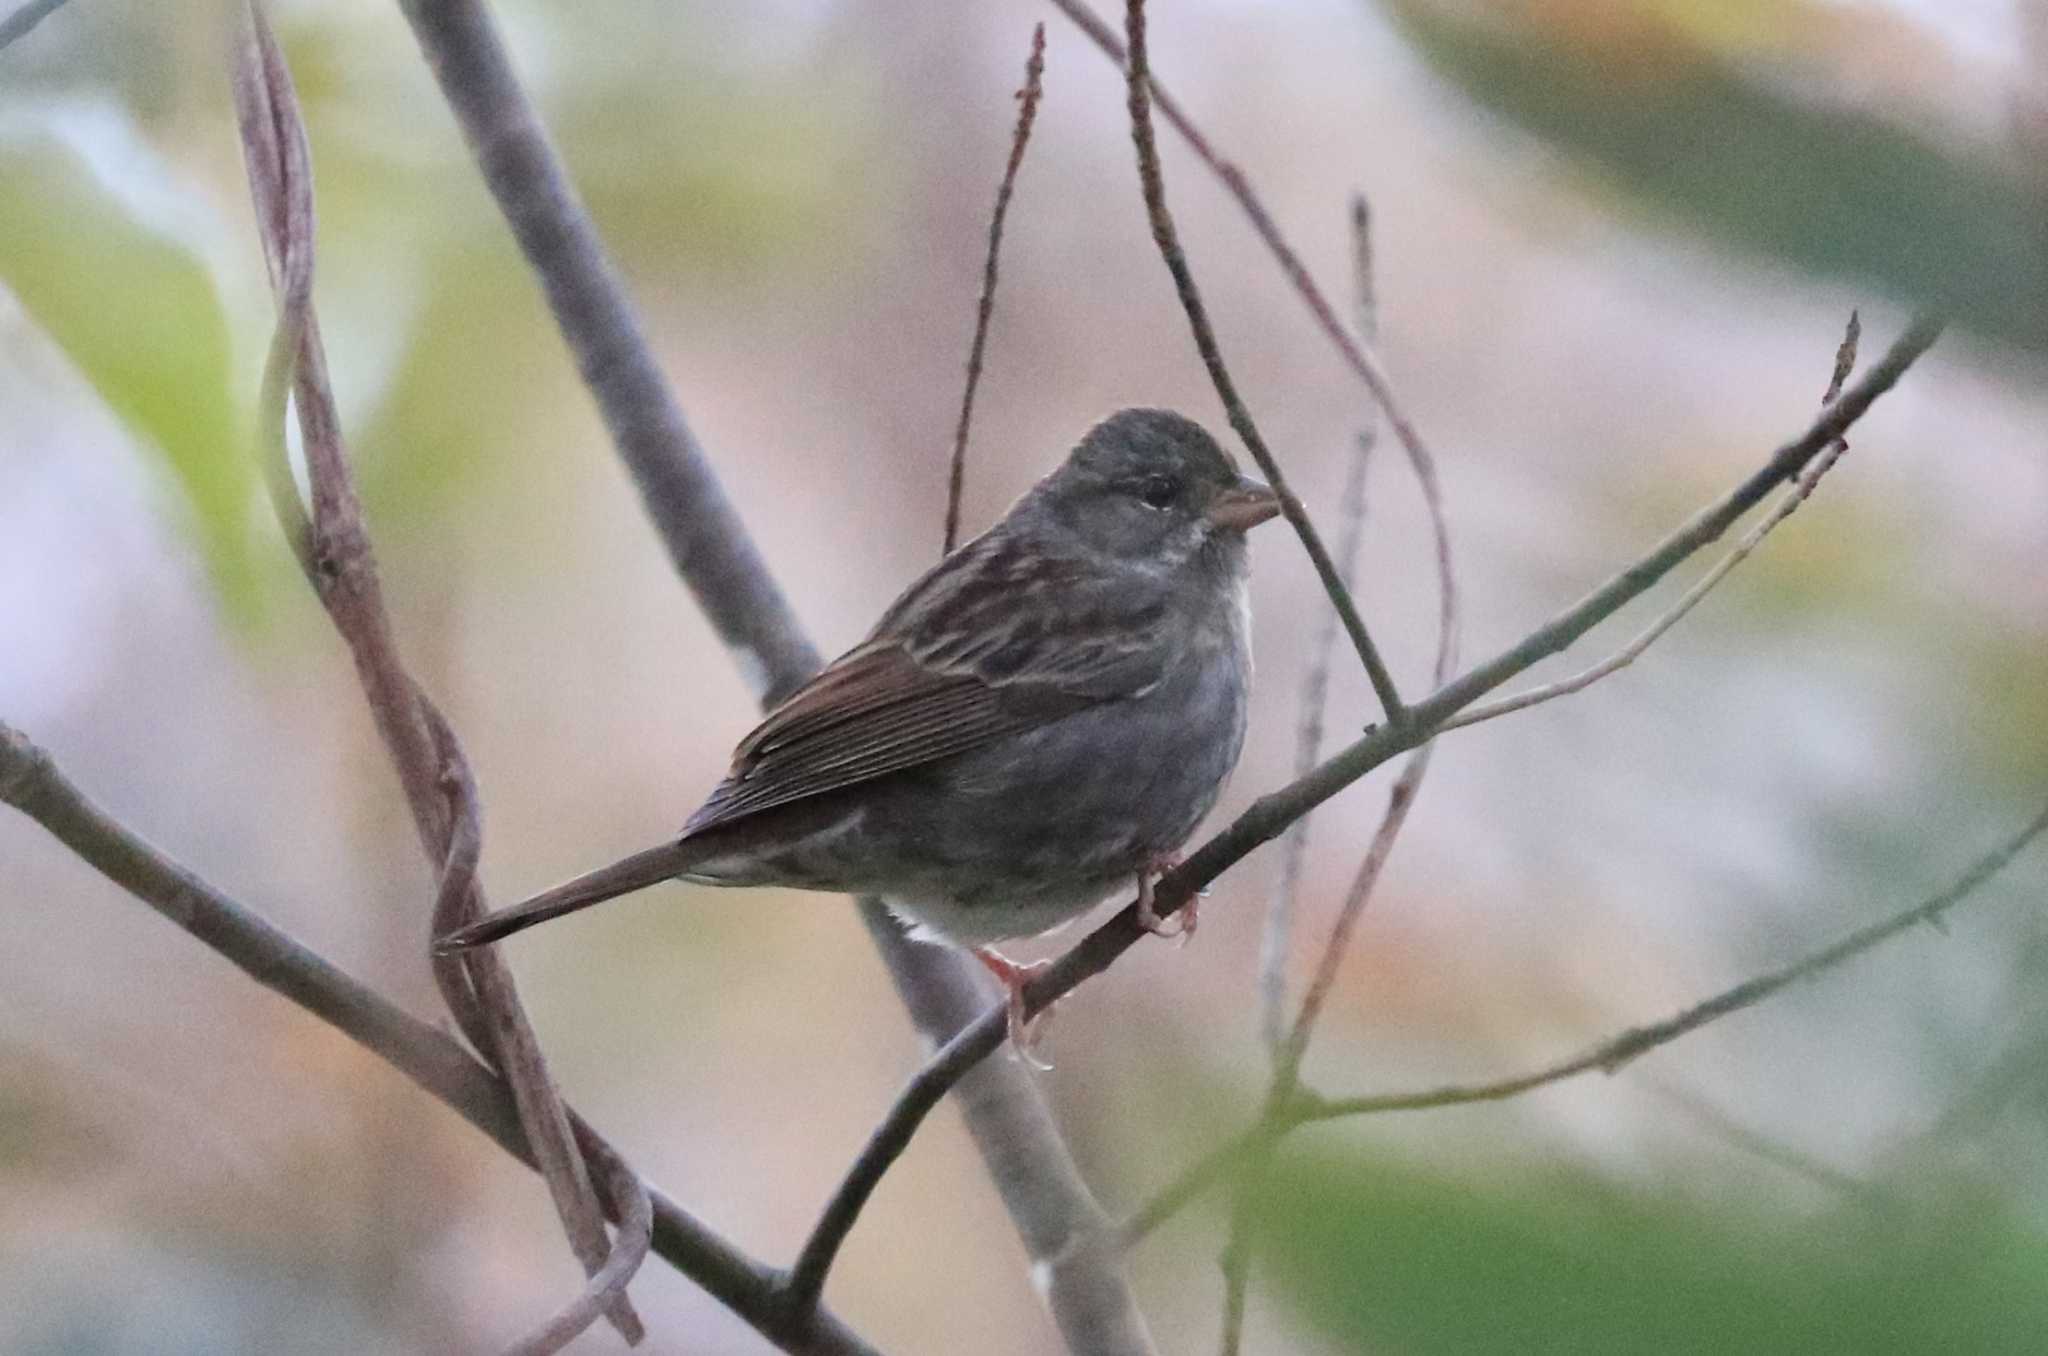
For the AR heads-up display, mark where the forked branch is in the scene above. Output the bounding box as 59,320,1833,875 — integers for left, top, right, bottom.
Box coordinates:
1119,795,2048,1246
1444,313,1865,732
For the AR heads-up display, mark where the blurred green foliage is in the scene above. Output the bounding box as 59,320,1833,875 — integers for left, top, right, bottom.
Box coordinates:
0,137,258,615
1263,1142,2048,1353
350,241,546,526
0,4,867,624
1705,493,2048,804
562,60,875,276
1378,0,2048,352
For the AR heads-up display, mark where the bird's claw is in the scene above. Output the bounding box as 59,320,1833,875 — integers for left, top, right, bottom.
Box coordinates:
1136,857,1196,945
974,947,1055,1069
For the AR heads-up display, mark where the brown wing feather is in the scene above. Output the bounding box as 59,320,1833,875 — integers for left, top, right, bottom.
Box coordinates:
682,642,1092,835
680,532,1174,839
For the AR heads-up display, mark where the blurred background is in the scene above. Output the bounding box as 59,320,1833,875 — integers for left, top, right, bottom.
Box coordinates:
3,0,2045,1351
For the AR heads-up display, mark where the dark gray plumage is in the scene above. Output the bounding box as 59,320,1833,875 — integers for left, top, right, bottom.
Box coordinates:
437,408,1277,966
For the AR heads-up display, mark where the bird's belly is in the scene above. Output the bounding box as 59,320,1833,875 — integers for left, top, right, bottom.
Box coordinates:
864,651,1248,942
684,802,1127,947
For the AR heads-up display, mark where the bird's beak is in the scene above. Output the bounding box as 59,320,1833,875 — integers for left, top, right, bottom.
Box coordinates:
1206,476,1282,532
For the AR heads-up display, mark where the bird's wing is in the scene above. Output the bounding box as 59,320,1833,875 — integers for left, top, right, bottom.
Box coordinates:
682,536,1171,836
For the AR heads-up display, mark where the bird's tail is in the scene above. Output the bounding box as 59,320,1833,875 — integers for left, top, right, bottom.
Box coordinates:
432,840,700,953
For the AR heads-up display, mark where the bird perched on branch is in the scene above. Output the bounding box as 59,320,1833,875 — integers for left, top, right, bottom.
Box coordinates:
436,408,1279,1052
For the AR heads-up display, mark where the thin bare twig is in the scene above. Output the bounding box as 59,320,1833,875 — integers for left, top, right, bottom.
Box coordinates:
395,3,1152,1349
1410,317,1938,726
237,9,316,579
1259,195,1381,1050
1642,1078,1879,1203
944,23,1046,557
0,722,881,1356
812,319,1938,1259
232,7,642,1346
1310,798,2048,1115
1116,796,2048,1242
1118,0,1405,723
1282,759,1432,1069
1825,310,1865,405
1445,313,1865,732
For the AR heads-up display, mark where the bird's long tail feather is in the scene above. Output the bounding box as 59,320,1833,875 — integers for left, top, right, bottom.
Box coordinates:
432,840,698,952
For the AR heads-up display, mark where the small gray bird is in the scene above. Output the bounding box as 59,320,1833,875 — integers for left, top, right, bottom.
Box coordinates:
437,408,1278,1038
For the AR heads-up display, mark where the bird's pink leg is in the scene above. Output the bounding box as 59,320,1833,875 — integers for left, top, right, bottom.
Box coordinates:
974,947,1054,1069
1135,854,1195,942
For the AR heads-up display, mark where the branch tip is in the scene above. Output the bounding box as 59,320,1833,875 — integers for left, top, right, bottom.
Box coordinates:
943,20,1048,557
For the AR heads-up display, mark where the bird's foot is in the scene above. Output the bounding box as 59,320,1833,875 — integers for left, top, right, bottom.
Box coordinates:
974,947,1055,1070
1135,855,1195,944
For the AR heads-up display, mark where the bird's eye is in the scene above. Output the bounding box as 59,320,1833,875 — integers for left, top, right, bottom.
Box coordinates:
1136,475,1179,510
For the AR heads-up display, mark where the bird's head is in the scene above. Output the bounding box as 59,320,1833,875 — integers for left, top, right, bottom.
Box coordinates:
1031,408,1280,572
